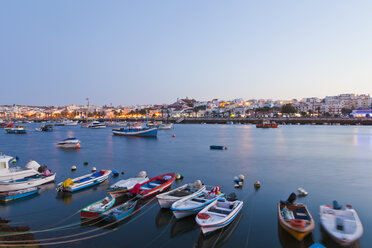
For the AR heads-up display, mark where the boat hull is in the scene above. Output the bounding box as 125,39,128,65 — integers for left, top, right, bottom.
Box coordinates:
81,197,116,219
0,174,56,192
0,188,39,202
156,184,206,209
57,171,111,192
112,128,158,137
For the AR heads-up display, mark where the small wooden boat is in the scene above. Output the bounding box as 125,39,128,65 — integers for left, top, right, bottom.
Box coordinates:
156,180,206,208
0,172,56,192
101,199,138,222
278,193,315,241
5,125,27,134
210,145,227,150
57,170,111,192
130,173,175,198
0,187,39,202
81,196,116,219
320,202,363,246
171,186,224,219
107,171,149,198
195,193,243,234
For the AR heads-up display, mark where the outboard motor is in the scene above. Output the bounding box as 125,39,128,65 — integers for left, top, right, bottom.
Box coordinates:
193,180,202,188
280,192,297,205
227,193,237,201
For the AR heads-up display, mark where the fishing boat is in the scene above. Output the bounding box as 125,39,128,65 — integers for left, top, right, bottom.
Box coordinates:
210,145,227,150
171,186,224,219
195,193,243,234
129,173,175,198
0,187,39,202
256,120,278,128
57,170,112,193
5,125,27,134
107,171,149,198
88,121,106,129
112,123,158,137
35,124,53,132
0,157,41,181
278,193,315,241
0,172,56,192
81,196,116,219
158,123,173,130
320,201,363,246
101,198,138,222
57,137,81,149
156,180,206,208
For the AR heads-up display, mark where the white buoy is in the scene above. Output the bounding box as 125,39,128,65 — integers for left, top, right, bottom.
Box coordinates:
71,165,76,171
92,167,96,172
298,187,308,196
238,174,244,181
254,181,261,188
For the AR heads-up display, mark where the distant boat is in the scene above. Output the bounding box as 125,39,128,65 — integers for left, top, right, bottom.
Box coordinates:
0,156,41,181
5,125,27,134
129,173,175,198
57,137,81,149
112,124,158,137
256,121,278,128
63,120,79,126
0,187,39,202
210,145,227,150
195,193,243,234
158,123,173,130
320,202,363,246
0,172,56,192
88,121,106,129
278,193,315,241
101,199,138,222
57,170,111,193
35,124,53,132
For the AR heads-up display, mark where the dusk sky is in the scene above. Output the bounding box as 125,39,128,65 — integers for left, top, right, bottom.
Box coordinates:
1,1,372,106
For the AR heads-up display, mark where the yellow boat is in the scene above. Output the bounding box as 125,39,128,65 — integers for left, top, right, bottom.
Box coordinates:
278,193,315,241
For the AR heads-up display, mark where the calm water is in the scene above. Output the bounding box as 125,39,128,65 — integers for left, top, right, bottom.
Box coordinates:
0,124,371,248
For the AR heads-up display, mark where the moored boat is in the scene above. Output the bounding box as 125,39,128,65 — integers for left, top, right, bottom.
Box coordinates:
210,145,227,150
320,201,363,246
278,193,315,241
256,121,278,128
0,187,39,202
195,193,243,234
101,198,138,222
57,170,111,193
88,121,106,129
112,123,158,137
171,186,224,219
5,125,27,134
107,171,149,198
0,157,41,181
158,123,173,130
57,137,81,149
81,196,116,219
35,124,53,132
156,180,206,208
0,172,56,192
130,173,175,198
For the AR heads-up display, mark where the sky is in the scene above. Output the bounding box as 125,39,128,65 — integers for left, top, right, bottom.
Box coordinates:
1,1,372,106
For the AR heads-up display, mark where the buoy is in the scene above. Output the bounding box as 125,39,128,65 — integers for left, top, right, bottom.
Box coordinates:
92,167,96,172
172,134,176,137
121,171,125,175
238,174,244,181
71,165,77,171
254,181,261,188
84,162,88,166
298,187,308,196
234,183,241,188
112,170,119,177
176,173,183,180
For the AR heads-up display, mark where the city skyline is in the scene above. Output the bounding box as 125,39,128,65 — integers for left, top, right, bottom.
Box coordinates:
1,1,372,106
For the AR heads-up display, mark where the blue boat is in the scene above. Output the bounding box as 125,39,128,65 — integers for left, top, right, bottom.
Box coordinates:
101,199,138,222
112,124,158,137
0,187,39,202
5,125,27,134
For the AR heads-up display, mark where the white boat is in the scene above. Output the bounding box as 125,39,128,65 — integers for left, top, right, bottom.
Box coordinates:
158,123,173,130
57,137,81,149
156,180,206,208
88,121,106,129
57,170,111,192
320,202,363,246
0,156,41,181
170,186,224,219
63,120,79,126
195,195,243,234
107,171,149,198
0,173,56,192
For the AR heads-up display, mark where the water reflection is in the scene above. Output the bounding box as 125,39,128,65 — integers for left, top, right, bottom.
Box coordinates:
278,222,314,248
171,215,198,238
194,212,243,248
155,208,173,228
320,226,361,248
56,181,110,204
0,218,41,247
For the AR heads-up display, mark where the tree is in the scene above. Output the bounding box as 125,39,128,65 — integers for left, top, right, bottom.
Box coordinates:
341,108,352,116
281,104,297,114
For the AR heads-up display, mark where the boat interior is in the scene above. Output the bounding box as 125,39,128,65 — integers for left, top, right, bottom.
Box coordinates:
140,179,165,191
280,204,311,222
169,186,195,197
207,201,236,216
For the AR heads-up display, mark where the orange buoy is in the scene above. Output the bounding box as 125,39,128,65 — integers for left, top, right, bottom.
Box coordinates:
197,213,210,219
172,134,176,137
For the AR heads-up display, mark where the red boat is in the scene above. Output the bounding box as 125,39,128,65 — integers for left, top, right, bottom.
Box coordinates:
1,122,14,128
130,173,175,198
256,121,278,128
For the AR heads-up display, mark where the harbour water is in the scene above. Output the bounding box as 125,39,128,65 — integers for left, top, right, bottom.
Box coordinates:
0,124,371,247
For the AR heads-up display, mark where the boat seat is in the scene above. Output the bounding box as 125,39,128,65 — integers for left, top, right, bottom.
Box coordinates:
209,207,231,215
215,206,232,212
140,186,151,191
149,183,161,187
206,211,226,217
191,198,206,203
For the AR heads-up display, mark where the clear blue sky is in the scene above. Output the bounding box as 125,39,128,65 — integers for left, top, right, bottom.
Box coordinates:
1,1,372,106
